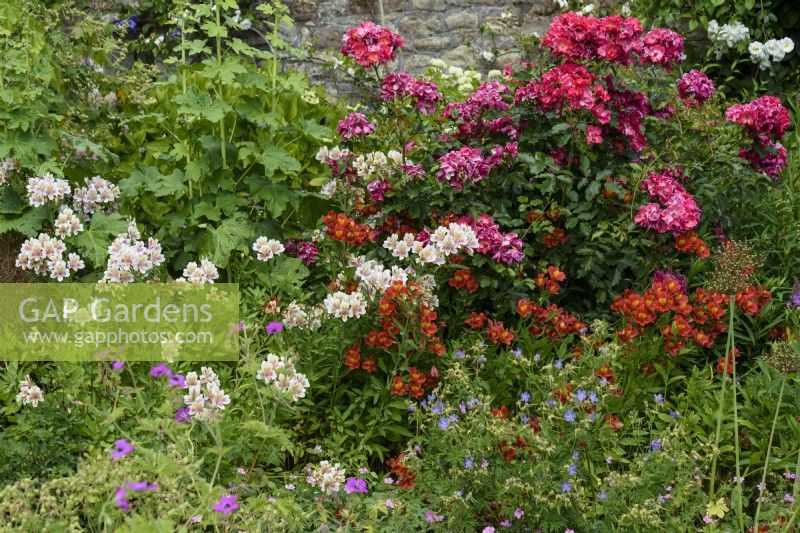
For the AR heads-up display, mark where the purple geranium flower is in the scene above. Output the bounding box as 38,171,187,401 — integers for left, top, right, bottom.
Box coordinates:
112,438,134,460
174,407,191,423
343,477,368,494
115,487,130,511
115,480,157,512
110,361,124,371
150,364,170,377
213,494,239,515
126,481,158,492
168,371,186,387
265,321,284,334
424,509,444,523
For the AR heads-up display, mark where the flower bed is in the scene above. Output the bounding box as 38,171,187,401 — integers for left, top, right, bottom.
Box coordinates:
1,4,800,532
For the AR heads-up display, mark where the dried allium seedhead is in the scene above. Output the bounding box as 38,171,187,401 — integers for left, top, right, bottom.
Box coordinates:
707,240,763,294
765,341,800,375
589,319,609,336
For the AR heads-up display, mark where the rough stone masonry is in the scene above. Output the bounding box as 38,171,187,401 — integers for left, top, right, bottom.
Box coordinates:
279,0,557,85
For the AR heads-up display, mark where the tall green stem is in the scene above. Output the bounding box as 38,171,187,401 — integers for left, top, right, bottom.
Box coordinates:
793,436,800,498
730,297,743,531
208,422,224,487
270,11,279,112
179,15,194,202
754,375,786,532
180,18,187,95
215,0,227,169
709,297,736,497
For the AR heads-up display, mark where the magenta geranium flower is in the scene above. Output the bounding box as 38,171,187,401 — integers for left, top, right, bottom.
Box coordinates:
149,363,170,377
168,371,186,387
459,213,524,265
115,486,130,511
174,406,191,423
126,481,158,492
213,494,239,515
265,321,284,334
111,438,134,460
343,477,368,494
115,481,158,512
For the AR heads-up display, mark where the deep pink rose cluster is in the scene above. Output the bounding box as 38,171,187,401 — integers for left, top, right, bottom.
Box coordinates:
725,96,790,145
640,28,684,71
515,64,653,152
542,13,683,70
435,147,490,191
726,96,790,178
443,81,518,139
739,143,788,178
487,142,519,165
676,70,715,105
634,168,701,235
485,115,520,140
337,112,376,141
604,82,651,152
436,143,517,191
542,13,644,65
341,21,404,67
514,63,611,124
380,72,443,114
460,214,525,265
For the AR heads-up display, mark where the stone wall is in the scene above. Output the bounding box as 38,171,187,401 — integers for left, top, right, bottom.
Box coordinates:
281,0,557,82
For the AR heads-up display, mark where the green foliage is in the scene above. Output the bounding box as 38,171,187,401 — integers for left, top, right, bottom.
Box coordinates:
103,0,339,275
0,0,340,280
632,0,799,98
